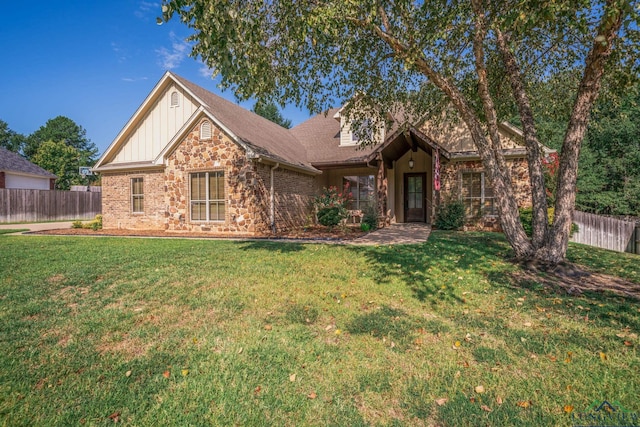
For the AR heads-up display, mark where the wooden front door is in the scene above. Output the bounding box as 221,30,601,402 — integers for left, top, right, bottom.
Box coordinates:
404,173,426,222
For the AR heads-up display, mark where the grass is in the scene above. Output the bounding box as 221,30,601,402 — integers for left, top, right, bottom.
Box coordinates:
0,229,28,235
0,231,638,426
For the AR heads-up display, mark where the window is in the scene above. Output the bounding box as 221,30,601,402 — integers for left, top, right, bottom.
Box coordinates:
343,175,375,210
200,120,212,140
170,91,180,107
131,177,144,213
351,119,372,142
190,171,225,221
460,171,495,217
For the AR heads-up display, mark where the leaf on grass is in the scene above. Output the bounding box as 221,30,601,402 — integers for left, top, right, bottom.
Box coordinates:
624,341,633,347
181,369,189,376
564,352,573,363
516,400,532,408
108,411,121,423
435,397,448,406
254,386,262,395
475,385,485,394
308,391,317,399
264,324,272,331
599,352,607,361
454,341,461,348
496,396,503,405
125,370,132,377
564,405,574,413
335,329,341,336
237,347,244,354
548,355,557,362
481,405,492,412
289,373,296,382
162,371,170,379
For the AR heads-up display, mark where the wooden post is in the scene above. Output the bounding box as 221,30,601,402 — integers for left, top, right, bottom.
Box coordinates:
376,154,388,227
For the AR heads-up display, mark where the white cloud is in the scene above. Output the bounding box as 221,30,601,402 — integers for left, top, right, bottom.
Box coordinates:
156,31,190,70
111,42,128,63
199,65,215,78
135,1,160,19
121,77,149,82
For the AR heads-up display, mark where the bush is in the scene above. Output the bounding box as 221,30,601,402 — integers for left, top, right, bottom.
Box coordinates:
313,186,351,228
361,203,378,231
519,207,578,236
77,215,103,231
360,222,371,232
71,221,83,229
435,201,465,230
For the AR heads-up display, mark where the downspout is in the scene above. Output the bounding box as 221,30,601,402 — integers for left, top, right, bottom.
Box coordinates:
270,163,279,233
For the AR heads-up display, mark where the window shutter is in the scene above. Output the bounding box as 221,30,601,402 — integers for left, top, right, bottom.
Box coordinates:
170,91,179,107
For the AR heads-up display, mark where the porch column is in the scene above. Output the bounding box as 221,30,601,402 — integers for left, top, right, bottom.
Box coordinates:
376,153,389,227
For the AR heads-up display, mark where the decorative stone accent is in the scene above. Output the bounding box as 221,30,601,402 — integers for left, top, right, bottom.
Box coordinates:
102,118,315,235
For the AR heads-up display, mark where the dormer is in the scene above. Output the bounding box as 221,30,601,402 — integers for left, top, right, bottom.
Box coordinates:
333,107,385,147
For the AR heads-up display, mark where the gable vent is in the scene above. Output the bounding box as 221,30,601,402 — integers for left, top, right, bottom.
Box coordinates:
170,91,180,107
200,120,212,140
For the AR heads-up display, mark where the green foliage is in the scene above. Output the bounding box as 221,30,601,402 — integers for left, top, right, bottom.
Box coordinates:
25,116,97,161
313,186,351,228
360,222,371,232
71,220,83,229
519,208,578,236
0,119,26,153
251,101,292,128
575,87,640,216
31,140,81,190
361,203,378,231
435,200,465,230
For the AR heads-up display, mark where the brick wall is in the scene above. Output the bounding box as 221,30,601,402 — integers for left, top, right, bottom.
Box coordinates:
100,117,316,235
101,169,166,229
439,157,531,229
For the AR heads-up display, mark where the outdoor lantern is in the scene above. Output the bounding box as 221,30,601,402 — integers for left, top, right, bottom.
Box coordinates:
408,152,414,169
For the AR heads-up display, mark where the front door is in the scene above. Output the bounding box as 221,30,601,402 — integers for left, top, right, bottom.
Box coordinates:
404,173,426,222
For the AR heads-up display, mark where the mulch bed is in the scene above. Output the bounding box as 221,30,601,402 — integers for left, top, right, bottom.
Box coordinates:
31,225,367,241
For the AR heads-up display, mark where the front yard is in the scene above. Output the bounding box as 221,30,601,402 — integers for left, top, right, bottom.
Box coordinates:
0,232,638,426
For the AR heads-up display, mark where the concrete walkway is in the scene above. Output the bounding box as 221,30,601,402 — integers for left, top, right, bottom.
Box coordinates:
0,221,74,233
349,223,431,245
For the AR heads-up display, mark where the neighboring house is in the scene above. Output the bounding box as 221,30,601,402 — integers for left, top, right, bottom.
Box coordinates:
94,72,540,234
0,147,56,190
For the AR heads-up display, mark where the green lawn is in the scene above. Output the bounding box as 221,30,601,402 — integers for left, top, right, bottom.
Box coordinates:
0,232,638,426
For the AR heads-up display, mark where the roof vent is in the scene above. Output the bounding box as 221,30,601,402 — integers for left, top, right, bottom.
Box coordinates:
170,91,180,107
200,120,212,140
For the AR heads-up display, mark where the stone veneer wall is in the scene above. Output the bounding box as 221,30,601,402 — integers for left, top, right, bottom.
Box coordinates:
438,157,531,229
101,169,166,229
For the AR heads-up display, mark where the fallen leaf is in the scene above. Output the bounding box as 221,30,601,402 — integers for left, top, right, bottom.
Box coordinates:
264,324,272,331
524,322,532,327
599,352,607,361
325,325,334,331
564,405,574,413
181,369,189,376
624,341,633,347
254,386,262,395
481,405,492,412
496,396,503,405
108,411,121,423
192,337,198,344
548,355,557,362
475,385,485,394
308,391,317,399
289,373,296,382
454,341,461,347
435,397,448,406
454,370,461,378
516,400,532,408
237,347,244,354
125,370,132,377
335,329,341,336
162,371,170,379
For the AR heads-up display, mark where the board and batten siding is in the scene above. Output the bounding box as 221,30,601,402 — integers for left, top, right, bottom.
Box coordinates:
112,84,199,163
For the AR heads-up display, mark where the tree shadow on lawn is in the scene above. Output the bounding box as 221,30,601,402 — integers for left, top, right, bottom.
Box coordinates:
347,231,512,306
236,240,307,253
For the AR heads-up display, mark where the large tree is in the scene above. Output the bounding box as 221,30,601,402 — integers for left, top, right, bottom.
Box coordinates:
25,116,98,164
0,120,26,154
161,0,638,264
31,140,82,190
252,101,293,128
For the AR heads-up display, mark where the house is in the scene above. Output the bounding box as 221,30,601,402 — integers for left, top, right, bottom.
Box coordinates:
0,147,56,190
93,72,536,234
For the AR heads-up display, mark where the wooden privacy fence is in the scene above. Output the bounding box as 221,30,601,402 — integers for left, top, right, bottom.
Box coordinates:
0,189,102,223
570,210,639,254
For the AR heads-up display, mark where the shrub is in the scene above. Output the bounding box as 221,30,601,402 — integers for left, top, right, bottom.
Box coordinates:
80,214,103,231
519,207,578,236
71,221,83,229
313,185,351,228
435,201,465,230
360,222,371,232
361,202,378,231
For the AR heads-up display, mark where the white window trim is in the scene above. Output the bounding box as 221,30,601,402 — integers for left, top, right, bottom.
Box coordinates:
189,171,225,222
459,170,496,218
131,177,144,214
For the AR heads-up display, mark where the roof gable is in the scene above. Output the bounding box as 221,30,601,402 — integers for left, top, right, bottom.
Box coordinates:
0,147,56,178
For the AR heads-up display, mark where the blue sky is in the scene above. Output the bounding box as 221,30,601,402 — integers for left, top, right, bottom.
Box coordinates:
0,1,313,156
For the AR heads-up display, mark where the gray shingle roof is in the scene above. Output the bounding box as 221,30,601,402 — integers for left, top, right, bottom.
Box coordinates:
0,147,57,178
173,74,316,172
